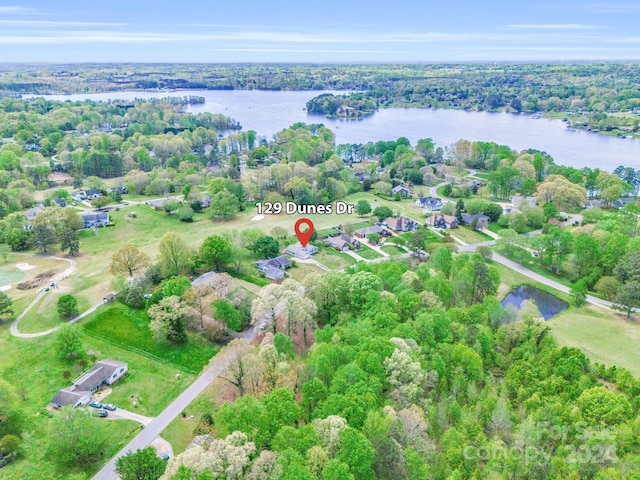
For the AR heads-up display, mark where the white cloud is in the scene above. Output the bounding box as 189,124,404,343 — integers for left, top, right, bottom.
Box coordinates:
0,20,127,27
0,6,38,14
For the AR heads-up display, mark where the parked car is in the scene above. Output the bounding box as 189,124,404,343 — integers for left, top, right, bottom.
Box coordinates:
89,401,103,409
103,404,117,411
97,410,108,417
161,454,170,461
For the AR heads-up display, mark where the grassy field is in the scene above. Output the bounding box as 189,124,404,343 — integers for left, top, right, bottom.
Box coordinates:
82,303,217,374
449,226,493,244
161,393,215,453
380,245,406,255
549,306,640,377
18,290,91,333
355,244,384,260
314,247,357,271
287,262,325,282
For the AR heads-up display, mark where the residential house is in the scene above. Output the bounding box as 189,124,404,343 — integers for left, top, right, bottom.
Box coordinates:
51,359,128,409
353,172,373,184
612,197,636,209
54,198,67,207
384,216,419,232
192,271,218,287
415,197,443,210
85,189,103,200
147,199,167,211
71,191,87,202
466,179,484,192
256,256,291,280
81,212,110,229
391,185,411,198
285,243,318,260
354,225,391,239
24,204,44,221
50,387,92,409
461,213,490,230
108,186,128,195
326,234,361,251
428,214,459,229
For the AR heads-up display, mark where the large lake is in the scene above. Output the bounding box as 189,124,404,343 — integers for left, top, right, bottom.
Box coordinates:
28,89,640,171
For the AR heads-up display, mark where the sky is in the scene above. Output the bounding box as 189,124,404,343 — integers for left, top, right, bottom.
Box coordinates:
1,1,640,62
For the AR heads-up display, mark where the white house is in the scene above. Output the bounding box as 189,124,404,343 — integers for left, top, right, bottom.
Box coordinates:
285,242,318,260
415,197,442,210
51,360,128,409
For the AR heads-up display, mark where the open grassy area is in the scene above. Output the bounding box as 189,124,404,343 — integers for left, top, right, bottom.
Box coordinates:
449,226,493,244
18,290,91,333
494,245,574,289
162,393,215,453
491,262,571,303
314,247,357,271
287,261,325,282
82,303,217,374
380,245,406,255
549,306,640,377
355,244,384,260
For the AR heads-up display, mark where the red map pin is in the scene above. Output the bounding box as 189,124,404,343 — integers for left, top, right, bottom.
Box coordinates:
294,218,315,247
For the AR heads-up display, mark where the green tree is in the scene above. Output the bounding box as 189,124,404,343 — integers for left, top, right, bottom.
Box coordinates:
214,299,241,331
47,406,106,467
430,246,453,278
274,332,294,358
32,223,56,253
614,251,640,284
55,324,84,359
322,459,354,480
578,387,631,425
542,202,559,220
254,236,281,259
367,232,381,245
372,206,392,219
200,235,231,271
0,244,11,263
355,200,371,216
57,294,79,319
90,196,110,210
158,232,192,278
0,291,14,321
177,206,194,222
336,428,375,480
570,279,588,307
110,246,151,278
59,228,80,257
209,189,240,220
115,447,167,480
614,281,640,319
594,276,621,301
407,229,427,255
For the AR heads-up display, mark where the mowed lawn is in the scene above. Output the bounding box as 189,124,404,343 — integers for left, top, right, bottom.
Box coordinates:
549,306,640,377
82,303,217,374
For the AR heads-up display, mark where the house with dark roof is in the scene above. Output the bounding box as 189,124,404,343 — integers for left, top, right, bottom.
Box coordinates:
285,243,318,259
354,225,390,239
71,191,87,202
384,216,419,232
85,189,103,200
51,387,92,409
612,197,636,209
192,271,218,287
54,198,67,207
415,197,443,210
256,255,292,280
461,213,490,230
147,199,167,210
391,185,411,198
50,359,128,409
326,234,361,251
81,212,110,229
427,214,459,229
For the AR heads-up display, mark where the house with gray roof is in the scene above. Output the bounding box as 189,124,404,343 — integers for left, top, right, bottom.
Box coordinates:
24,205,44,221
50,359,128,409
81,212,110,228
285,243,318,260
415,197,442,210
354,225,391,239
461,213,490,230
391,185,411,198
256,255,291,280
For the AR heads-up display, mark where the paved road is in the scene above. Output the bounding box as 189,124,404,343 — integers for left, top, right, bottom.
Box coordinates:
93,328,258,480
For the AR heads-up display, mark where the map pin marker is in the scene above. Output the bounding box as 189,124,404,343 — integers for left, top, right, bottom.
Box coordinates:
294,218,315,248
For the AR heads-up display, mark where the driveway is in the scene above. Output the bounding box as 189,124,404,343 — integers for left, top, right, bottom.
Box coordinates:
104,408,153,426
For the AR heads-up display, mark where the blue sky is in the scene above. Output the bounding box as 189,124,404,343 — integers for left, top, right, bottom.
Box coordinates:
1,1,640,62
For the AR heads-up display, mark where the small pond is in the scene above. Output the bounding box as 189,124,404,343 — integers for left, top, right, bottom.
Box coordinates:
501,286,568,320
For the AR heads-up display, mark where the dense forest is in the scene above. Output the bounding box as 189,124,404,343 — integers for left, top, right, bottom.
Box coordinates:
151,260,640,480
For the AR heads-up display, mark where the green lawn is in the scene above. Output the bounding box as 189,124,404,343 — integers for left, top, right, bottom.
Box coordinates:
287,262,325,281
380,245,406,255
314,247,357,271
494,245,574,289
18,291,91,334
487,222,535,235
82,303,217,374
549,306,640,377
162,394,215,453
449,226,493,244
355,244,384,260
0,264,25,286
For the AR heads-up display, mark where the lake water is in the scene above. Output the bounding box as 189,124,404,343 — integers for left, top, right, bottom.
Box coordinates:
28,89,640,171
501,285,568,320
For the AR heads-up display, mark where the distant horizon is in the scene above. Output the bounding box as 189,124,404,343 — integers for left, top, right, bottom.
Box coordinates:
1,1,640,62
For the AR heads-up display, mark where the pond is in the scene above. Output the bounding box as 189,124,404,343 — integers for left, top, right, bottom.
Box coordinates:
501,285,568,320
